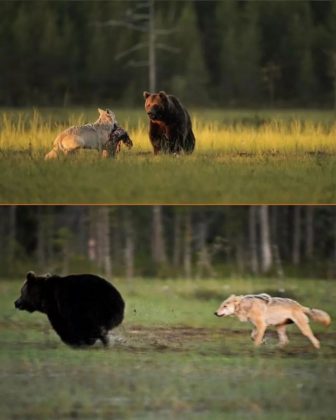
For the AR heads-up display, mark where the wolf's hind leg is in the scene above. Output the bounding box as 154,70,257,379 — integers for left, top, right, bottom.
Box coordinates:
61,135,83,155
276,324,289,347
292,313,320,349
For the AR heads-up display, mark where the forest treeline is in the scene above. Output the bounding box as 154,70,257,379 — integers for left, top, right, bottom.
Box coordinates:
1,206,336,280
1,0,336,107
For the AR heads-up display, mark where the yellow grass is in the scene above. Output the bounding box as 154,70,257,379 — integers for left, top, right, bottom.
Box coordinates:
1,108,336,203
1,109,335,155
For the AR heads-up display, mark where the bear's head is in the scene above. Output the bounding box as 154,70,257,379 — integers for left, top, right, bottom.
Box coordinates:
14,271,50,313
143,91,168,121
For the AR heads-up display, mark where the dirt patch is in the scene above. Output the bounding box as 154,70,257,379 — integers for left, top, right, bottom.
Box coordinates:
117,325,336,357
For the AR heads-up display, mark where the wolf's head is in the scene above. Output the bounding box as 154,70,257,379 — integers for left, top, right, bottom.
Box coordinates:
214,295,241,317
97,108,117,126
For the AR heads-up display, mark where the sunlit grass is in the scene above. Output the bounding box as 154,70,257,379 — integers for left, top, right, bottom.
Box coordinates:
1,108,336,154
0,108,336,203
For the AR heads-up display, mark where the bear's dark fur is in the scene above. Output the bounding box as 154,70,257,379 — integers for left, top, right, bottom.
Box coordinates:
14,271,125,347
143,91,195,154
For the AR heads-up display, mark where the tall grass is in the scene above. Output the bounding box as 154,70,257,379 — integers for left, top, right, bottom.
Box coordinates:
0,108,336,203
1,108,335,154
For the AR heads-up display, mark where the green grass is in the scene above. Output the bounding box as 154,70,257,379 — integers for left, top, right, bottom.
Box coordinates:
1,277,336,419
0,108,336,203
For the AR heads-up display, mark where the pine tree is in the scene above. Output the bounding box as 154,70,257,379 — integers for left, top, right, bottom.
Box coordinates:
169,1,209,105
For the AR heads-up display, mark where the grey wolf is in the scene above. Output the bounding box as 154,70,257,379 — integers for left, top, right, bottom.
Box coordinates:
45,108,128,159
143,91,195,154
14,271,125,347
214,293,331,349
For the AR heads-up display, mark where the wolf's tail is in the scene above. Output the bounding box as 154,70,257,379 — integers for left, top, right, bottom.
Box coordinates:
304,307,331,326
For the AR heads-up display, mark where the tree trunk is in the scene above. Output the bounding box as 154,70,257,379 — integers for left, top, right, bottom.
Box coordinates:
183,210,192,278
97,207,112,277
8,206,17,267
124,209,135,281
305,206,314,259
173,211,182,268
248,206,259,274
292,206,301,266
196,219,214,278
37,207,46,269
259,206,272,273
151,206,167,266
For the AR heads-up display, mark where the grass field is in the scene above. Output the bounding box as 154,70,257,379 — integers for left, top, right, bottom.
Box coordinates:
0,108,336,204
1,277,335,419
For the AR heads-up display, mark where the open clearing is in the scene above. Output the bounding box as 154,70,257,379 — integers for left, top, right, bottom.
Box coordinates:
1,277,335,419
0,108,336,203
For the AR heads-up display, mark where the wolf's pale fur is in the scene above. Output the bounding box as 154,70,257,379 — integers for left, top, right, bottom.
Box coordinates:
215,293,331,349
45,108,117,159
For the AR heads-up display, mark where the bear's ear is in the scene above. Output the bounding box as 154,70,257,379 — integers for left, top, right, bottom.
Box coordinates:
143,91,151,99
158,91,167,99
26,271,36,281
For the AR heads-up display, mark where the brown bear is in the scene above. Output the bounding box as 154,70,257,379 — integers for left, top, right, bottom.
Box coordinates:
143,91,196,154
14,271,125,347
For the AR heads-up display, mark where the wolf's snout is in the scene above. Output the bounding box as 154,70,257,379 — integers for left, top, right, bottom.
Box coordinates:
214,312,220,317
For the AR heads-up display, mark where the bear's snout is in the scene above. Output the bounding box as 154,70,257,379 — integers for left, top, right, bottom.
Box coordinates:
14,298,23,309
147,110,157,119
14,298,35,312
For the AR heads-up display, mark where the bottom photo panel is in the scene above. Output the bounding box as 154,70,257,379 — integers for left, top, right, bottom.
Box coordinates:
1,205,335,418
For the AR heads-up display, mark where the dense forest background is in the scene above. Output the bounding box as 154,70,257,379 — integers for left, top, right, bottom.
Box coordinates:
1,0,336,107
1,206,336,280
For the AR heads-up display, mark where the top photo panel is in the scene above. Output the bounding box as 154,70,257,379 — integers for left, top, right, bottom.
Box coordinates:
1,0,336,205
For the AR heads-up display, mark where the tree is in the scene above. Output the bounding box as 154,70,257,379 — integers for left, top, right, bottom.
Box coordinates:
183,209,192,279
170,1,209,104
259,206,272,273
292,207,301,266
124,208,135,281
151,206,167,269
305,206,314,259
249,206,259,274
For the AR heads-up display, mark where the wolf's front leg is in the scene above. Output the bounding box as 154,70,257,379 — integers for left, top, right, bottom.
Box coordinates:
253,321,267,346
250,328,257,341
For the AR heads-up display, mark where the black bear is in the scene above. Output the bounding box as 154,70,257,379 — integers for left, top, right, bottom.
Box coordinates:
14,271,125,347
143,91,196,154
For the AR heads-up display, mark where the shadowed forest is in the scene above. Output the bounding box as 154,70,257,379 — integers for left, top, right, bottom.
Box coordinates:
1,0,336,107
1,205,336,279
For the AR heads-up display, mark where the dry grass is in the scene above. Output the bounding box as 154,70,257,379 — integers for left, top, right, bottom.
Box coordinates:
0,108,336,203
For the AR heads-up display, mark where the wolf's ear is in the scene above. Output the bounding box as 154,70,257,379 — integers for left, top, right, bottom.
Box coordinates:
143,91,151,99
26,271,36,281
98,108,105,115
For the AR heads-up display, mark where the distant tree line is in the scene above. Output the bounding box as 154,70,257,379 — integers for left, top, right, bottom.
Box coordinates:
0,0,336,107
1,206,336,280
